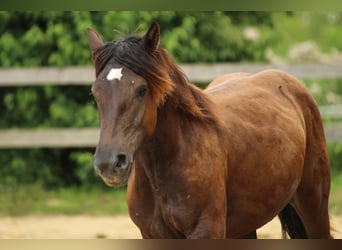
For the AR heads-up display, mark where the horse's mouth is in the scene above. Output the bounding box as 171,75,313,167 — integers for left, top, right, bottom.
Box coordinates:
100,162,133,187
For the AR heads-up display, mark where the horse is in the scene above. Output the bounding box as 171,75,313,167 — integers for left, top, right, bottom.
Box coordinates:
86,21,332,239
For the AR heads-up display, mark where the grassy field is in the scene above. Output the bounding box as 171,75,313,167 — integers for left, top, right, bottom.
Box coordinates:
1,174,341,217
330,173,342,215
0,185,128,216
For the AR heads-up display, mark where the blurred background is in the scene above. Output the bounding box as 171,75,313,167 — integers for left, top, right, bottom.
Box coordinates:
0,11,341,237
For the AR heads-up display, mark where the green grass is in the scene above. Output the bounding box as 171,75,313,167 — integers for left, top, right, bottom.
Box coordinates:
330,173,342,215
1,174,341,217
0,185,128,216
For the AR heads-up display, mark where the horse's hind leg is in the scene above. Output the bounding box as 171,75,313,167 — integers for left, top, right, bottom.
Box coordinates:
291,141,332,238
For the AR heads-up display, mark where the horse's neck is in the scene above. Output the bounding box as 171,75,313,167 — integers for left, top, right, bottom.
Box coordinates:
141,102,188,163
137,98,225,190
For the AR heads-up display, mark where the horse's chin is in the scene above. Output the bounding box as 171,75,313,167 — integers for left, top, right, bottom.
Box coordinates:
102,175,128,187
100,163,132,188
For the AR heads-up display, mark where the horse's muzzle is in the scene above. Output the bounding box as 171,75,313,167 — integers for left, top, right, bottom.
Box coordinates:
94,152,133,187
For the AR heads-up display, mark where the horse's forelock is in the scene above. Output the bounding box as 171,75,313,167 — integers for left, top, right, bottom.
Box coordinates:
93,35,175,106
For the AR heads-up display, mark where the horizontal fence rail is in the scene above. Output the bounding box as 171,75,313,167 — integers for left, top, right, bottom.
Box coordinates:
1,63,342,86
319,105,342,120
0,126,341,148
0,128,99,148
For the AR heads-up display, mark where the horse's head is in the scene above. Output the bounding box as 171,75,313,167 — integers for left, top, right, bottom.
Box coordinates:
87,22,174,187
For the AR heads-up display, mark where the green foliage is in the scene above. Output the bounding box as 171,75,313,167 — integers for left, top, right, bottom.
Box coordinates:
0,86,98,128
0,11,275,67
1,11,342,190
267,12,342,62
70,151,101,188
303,79,342,106
0,149,76,188
157,12,274,62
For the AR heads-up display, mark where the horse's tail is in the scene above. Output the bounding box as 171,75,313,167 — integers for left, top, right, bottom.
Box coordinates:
278,204,307,239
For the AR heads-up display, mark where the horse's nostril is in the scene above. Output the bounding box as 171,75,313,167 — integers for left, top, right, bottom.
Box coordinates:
115,154,128,169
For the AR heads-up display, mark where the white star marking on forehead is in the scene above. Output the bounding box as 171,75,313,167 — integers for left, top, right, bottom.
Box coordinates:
106,67,123,81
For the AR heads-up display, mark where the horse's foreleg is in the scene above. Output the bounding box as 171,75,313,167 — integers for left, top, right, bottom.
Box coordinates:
187,223,226,239
187,213,226,239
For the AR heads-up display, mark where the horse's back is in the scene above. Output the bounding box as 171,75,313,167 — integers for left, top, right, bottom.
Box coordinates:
206,69,315,131
205,69,327,237
206,69,310,135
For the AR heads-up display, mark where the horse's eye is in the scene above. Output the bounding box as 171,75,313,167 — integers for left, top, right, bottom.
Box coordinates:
136,85,147,97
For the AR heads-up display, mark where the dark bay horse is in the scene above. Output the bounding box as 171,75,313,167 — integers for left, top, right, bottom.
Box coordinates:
86,22,332,238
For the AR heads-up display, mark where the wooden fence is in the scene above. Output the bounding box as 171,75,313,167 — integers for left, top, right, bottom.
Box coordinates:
1,63,342,86
1,63,342,148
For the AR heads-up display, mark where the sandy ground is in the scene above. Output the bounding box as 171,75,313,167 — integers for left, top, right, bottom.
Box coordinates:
0,214,341,239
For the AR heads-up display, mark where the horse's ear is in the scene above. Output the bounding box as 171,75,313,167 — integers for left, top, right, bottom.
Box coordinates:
143,21,160,52
86,28,104,54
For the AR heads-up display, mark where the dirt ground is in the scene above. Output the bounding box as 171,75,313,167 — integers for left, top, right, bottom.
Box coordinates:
0,214,341,239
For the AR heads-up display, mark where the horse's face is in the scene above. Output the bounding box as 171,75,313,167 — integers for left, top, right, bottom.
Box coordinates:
87,23,161,187
91,63,156,187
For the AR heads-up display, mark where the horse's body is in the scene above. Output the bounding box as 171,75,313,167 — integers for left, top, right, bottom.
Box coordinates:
87,22,332,238
206,71,331,238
